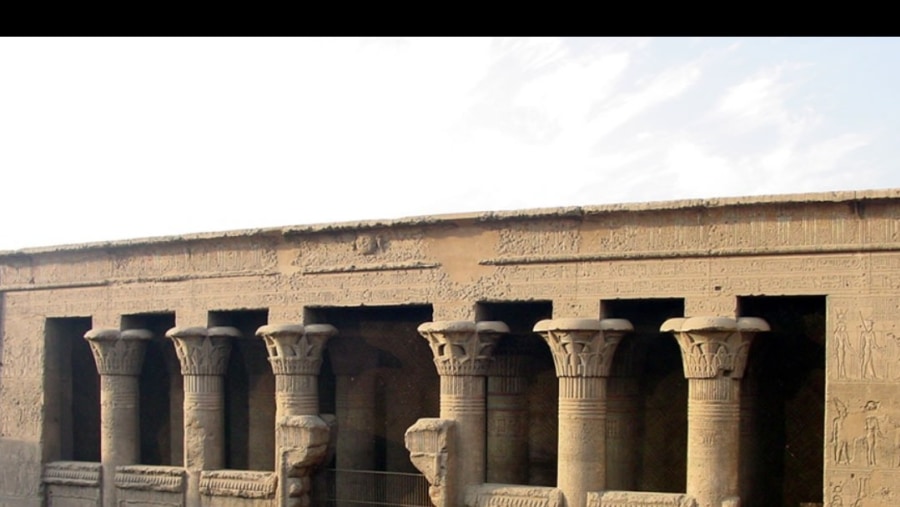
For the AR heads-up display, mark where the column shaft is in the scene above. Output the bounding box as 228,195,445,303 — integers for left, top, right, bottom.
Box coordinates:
605,377,641,490
558,376,608,507
276,374,319,417
687,378,740,507
183,374,226,470
441,374,487,489
486,374,528,484
99,375,140,507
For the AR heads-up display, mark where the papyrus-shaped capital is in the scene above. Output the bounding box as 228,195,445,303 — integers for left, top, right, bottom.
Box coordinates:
84,328,153,376
405,418,457,507
418,321,509,376
257,323,337,375
166,326,238,376
534,318,633,377
661,317,769,379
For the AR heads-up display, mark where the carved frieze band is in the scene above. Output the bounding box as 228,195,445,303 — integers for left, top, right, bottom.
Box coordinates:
465,484,564,507
115,465,185,493
84,328,152,376
586,490,698,507
533,319,633,378
199,470,277,499
418,321,509,376
257,323,337,375
43,461,101,487
660,317,769,379
166,326,238,376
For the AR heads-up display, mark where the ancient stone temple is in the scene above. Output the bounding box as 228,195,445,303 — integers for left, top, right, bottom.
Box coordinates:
1,189,898,507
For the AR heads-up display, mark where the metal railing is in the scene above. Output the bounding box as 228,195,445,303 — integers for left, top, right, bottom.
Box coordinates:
320,468,431,507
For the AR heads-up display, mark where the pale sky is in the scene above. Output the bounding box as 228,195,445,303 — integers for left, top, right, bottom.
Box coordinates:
2,37,898,251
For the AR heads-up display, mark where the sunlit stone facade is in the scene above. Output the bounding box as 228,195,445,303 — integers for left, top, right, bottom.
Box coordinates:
3,189,899,506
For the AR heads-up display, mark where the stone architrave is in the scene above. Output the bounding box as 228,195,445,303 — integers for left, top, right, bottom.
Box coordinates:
417,321,509,498
256,323,337,507
84,328,153,507
660,316,769,507
486,352,530,484
533,318,633,507
166,326,238,507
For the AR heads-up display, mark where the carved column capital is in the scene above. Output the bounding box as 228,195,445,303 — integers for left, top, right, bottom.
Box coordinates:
418,321,509,376
166,326,238,376
256,323,337,375
533,318,633,377
661,316,769,379
84,328,153,376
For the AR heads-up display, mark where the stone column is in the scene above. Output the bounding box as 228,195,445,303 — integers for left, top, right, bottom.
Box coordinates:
418,321,509,497
660,316,769,507
486,352,529,484
256,323,337,506
533,318,632,507
84,328,152,507
166,326,237,507
605,334,648,491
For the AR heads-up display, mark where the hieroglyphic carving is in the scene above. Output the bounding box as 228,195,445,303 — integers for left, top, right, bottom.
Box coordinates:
465,484,564,507
406,418,456,507
199,470,276,499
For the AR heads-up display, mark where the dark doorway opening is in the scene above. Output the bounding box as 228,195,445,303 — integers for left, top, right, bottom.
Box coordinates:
209,309,272,471
478,300,554,486
602,298,686,493
738,296,825,507
44,316,97,462
121,312,177,466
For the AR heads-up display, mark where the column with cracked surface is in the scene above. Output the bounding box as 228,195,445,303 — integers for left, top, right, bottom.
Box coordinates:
418,321,509,496
533,318,632,507
660,316,768,507
257,323,337,507
84,327,152,507
166,326,237,507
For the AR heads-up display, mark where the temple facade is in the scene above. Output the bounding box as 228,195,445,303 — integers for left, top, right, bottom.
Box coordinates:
1,189,898,507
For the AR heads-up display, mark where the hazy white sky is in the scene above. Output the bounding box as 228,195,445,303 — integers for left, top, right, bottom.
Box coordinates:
2,37,898,250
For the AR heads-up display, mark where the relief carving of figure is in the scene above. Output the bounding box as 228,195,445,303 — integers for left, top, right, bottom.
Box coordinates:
858,316,882,380
860,401,885,466
834,310,852,379
831,398,851,465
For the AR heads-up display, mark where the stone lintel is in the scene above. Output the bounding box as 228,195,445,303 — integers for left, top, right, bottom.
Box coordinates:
166,326,238,376
660,316,769,379
418,321,510,376
256,323,338,375
84,328,153,376
533,318,633,378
